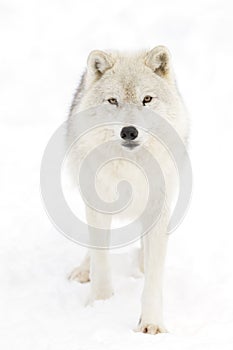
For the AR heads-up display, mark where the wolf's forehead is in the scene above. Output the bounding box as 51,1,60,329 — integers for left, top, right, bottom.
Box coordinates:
103,74,149,102
105,74,138,102
107,74,147,102
109,68,141,99
122,81,138,102
102,57,153,101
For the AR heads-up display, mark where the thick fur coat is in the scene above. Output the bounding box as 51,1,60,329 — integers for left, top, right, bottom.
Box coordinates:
67,46,189,334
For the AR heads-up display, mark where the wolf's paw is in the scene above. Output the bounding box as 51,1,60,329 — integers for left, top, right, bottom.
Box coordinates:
135,320,168,335
68,266,90,283
89,288,114,303
86,291,114,306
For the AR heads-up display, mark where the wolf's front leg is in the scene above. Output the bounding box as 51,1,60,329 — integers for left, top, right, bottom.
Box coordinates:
137,213,168,334
86,206,113,302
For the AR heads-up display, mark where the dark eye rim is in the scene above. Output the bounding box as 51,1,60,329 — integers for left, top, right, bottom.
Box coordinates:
142,95,153,105
108,98,118,106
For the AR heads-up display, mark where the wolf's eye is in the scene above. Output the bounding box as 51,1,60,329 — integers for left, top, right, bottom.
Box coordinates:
143,95,153,105
108,98,118,106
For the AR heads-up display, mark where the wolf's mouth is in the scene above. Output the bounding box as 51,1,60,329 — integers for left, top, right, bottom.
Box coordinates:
121,141,140,150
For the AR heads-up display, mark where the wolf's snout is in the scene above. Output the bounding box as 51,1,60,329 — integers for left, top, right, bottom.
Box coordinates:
120,126,138,141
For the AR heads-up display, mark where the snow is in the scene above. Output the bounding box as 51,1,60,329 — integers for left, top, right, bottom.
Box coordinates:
1,0,233,349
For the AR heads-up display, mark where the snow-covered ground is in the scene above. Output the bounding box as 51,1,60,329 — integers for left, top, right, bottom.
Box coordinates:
1,1,233,349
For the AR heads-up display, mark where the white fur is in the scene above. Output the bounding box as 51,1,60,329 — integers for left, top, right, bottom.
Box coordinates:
68,46,189,334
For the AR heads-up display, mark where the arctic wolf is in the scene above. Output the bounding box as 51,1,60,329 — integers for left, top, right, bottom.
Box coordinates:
67,46,189,334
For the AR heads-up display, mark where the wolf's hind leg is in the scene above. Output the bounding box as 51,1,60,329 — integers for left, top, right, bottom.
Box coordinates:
68,251,90,283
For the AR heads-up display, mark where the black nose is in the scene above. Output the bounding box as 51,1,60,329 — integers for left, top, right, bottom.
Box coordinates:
120,126,138,141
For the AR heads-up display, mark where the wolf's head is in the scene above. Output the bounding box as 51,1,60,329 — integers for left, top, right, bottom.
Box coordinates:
69,46,188,148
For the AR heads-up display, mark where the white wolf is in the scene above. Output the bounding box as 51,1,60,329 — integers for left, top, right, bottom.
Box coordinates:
67,46,189,334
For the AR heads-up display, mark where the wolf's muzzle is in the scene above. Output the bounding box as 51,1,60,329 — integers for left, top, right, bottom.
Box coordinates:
120,126,138,141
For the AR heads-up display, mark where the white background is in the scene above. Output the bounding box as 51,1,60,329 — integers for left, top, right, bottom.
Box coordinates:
1,0,233,349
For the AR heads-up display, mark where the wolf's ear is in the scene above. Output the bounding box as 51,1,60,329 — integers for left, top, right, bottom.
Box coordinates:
145,46,171,79
87,50,114,79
